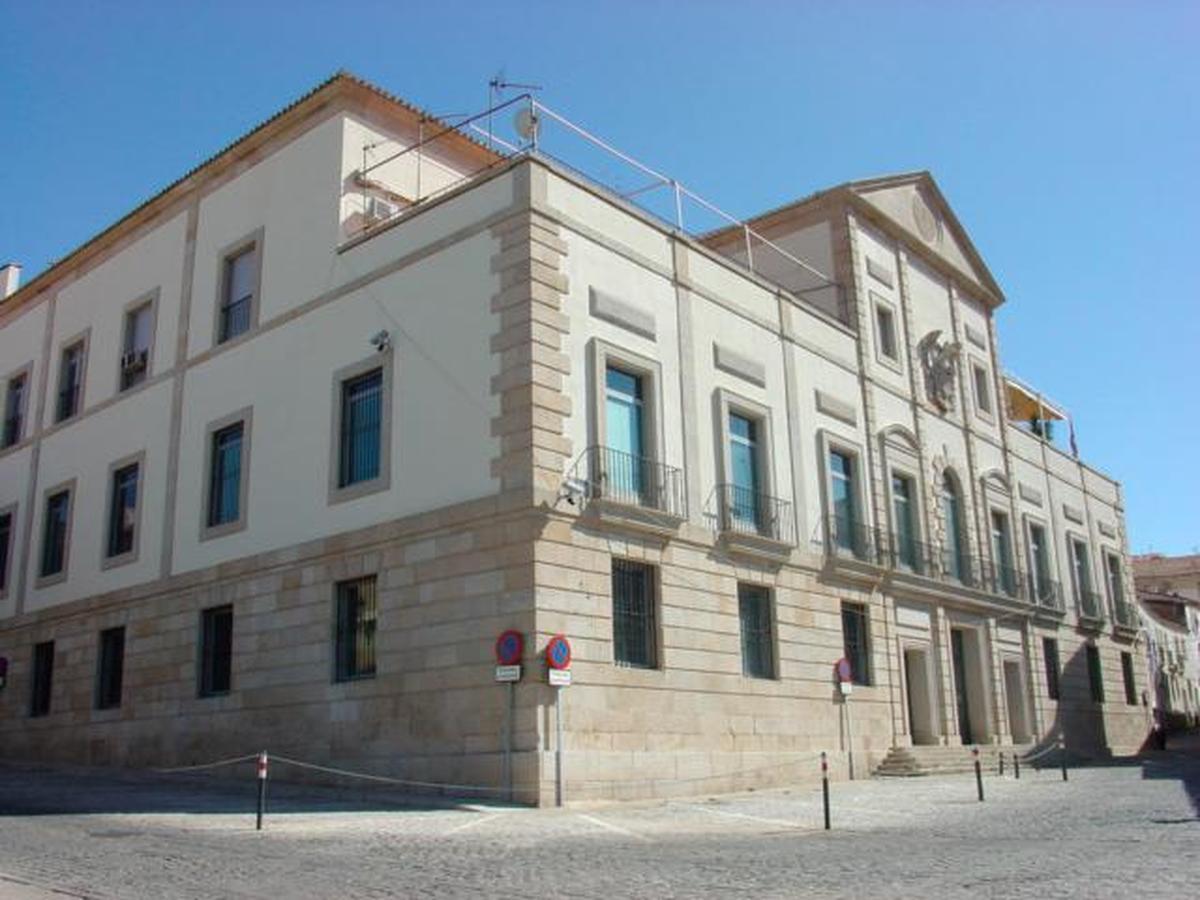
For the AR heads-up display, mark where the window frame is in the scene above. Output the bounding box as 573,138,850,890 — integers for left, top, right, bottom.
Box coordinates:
1042,636,1061,701
117,289,159,393
333,576,378,683
1024,516,1054,602
941,469,970,584
95,625,126,711
887,467,923,572
871,292,902,372
212,227,265,346
588,338,665,468
1102,549,1125,618
989,507,1017,595
54,328,90,425
715,388,778,537
737,582,777,680
970,358,994,422
36,478,76,587
201,407,252,541
328,353,393,505
0,502,16,600
30,640,54,718
611,558,660,670
1068,533,1096,615
198,604,234,698
840,601,872,687
102,450,146,569
820,431,869,559
2,361,33,451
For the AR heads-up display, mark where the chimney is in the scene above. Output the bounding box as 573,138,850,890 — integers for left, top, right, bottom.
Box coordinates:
0,263,20,300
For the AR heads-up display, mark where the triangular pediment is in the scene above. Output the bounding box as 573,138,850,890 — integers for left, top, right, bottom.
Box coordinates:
848,172,1004,305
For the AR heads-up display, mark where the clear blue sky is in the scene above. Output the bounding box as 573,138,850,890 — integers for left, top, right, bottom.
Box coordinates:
1,1,1196,554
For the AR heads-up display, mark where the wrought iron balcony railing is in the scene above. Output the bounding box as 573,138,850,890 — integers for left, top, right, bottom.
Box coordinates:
1027,574,1064,612
979,559,1024,600
827,517,883,563
716,484,796,546
1112,598,1139,629
583,445,686,519
1077,589,1105,621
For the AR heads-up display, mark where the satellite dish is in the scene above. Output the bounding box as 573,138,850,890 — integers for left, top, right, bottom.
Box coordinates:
514,107,540,141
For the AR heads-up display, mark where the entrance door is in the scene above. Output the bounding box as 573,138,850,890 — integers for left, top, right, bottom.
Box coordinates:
951,629,973,744
1003,659,1031,743
904,647,936,745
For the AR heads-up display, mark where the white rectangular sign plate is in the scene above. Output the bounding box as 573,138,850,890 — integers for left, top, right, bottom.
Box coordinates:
495,665,522,683
548,668,572,687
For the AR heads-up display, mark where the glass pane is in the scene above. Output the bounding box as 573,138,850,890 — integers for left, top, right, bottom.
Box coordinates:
831,452,855,549
604,367,644,497
340,371,382,487
226,247,256,306
729,414,759,526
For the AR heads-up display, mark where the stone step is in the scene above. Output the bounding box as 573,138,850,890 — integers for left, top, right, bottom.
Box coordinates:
875,744,1034,777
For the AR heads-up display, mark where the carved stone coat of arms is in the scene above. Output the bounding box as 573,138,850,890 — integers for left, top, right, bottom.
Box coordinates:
917,330,962,413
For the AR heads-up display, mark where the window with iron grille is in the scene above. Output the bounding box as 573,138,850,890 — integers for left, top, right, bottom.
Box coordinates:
1043,637,1061,700
40,489,71,578
338,369,383,488
3,373,26,448
30,641,54,718
199,605,233,697
1121,651,1137,706
0,511,12,593
56,341,85,422
1086,644,1104,703
218,244,257,343
841,602,871,686
96,626,125,710
208,422,244,528
106,463,139,558
738,583,775,679
612,559,657,669
335,577,377,681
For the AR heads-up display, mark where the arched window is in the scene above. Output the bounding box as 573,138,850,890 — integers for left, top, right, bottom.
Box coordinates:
942,471,969,584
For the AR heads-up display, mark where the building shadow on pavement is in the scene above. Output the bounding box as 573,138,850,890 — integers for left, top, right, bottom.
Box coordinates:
0,761,505,817
1139,729,1200,820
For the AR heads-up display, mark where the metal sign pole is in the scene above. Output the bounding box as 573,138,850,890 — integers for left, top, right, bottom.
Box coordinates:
504,681,515,802
844,694,855,781
554,686,565,808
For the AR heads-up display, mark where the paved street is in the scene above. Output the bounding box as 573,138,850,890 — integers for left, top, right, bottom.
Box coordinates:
1,750,1197,900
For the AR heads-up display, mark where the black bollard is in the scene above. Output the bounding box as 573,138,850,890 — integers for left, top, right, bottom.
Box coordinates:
1013,753,1020,780
821,751,831,831
999,752,1005,776
256,751,268,831
1059,732,1068,782
973,747,984,802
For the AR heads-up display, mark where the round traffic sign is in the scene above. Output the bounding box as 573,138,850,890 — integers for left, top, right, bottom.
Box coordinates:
545,634,572,670
834,657,853,683
495,629,524,666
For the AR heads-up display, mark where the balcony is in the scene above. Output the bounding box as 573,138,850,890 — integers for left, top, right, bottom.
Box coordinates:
1027,574,1065,615
575,445,686,536
712,484,796,560
1076,589,1106,626
1112,597,1140,634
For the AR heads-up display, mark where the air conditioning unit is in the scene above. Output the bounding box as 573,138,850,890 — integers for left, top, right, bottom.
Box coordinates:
121,349,149,373
364,196,399,223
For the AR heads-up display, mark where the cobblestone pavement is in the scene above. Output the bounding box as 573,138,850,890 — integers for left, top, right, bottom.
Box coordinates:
0,750,1197,899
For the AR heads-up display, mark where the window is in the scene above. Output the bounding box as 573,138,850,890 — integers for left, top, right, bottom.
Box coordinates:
1121,651,1137,706
199,605,233,697
1071,538,1096,616
1043,637,1060,701
891,472,918,570
119,299,154,391
942,472,968,583
95,626,125,710
333,364,388,497
972,363,992,416
205,418,247,534
56,339,86,422
841,602,871,686
30,641,54,718
738,583,775,679
991,511,1016,595
604,365,646,500
217,238,260,344
3,370,28,448
728,412,762,530
1086,644,1104,703
1028,522,1051,602
875,301,899,363
39,487,72,580
830,450,859,554
1105,552,1125,616
612,559,657,669
105,461,140,561
334,576,377,681
0,508,12,595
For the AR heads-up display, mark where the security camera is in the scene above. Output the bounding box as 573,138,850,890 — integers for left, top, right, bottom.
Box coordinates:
369,330,391,353
559,476,588,507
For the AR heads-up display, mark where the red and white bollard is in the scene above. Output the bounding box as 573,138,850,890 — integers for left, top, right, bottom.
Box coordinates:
256,751,269,831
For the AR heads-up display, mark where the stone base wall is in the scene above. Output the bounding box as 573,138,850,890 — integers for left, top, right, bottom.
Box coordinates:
0,494,547,805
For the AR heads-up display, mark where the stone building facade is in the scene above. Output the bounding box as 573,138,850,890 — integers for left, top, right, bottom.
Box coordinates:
1133,554,1200,724
0,74,1148,804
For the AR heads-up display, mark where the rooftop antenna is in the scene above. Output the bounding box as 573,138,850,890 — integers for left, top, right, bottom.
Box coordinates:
488,71,543,149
